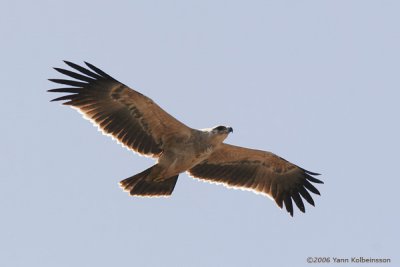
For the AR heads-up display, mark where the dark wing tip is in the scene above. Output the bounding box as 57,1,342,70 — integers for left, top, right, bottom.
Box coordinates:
84,61,114,79
298,187,315,207
284,195,294,217
283,173,324,216
291,191,305,213
303,169,321,176
274,193,284,209
303,179,321,195
49,95,75,102
63,60,80,69
305,174,324,184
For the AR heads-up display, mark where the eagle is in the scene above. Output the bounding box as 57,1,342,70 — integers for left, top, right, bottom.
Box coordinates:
48,61,323,216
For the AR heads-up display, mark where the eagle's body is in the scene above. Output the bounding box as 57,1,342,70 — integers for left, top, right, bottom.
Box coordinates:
156,129,223,177
49,61,323,216
129,128,227,193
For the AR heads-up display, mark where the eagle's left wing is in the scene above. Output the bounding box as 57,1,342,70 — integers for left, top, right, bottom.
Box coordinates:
188,144,323,216
48,61,192,158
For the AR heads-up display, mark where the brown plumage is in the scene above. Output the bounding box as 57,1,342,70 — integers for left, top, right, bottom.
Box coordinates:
49,61,323,216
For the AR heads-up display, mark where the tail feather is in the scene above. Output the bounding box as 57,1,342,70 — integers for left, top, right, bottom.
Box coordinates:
119,167,179,197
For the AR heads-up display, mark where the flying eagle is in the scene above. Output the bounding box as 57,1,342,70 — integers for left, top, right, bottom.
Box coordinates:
48,61,323,216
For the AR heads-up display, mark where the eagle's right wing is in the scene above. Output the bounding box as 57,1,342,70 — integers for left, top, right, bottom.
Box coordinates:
188,143,323,216
48,61,192,157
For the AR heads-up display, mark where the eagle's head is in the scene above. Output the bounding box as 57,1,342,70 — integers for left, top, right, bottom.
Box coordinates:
212,125,233,134
202,125,233,141
205,125,233,144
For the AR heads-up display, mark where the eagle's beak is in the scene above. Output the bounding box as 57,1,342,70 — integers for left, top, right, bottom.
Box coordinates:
228,127,233,133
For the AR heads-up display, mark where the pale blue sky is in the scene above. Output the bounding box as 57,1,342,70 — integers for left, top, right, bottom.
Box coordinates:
1,1,399,266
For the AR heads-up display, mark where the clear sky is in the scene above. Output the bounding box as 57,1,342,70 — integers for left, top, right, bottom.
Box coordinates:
1,1,399,266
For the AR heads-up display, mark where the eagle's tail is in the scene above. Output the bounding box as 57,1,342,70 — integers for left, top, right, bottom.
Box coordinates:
119,166,179,197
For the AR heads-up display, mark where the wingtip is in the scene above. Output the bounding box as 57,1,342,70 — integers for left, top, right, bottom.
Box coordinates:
305,175,324,184
63,60,76,68
84,61,93,68
305,169,321,176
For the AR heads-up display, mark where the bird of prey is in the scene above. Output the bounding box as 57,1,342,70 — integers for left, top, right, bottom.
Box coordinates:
48,61,323,216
